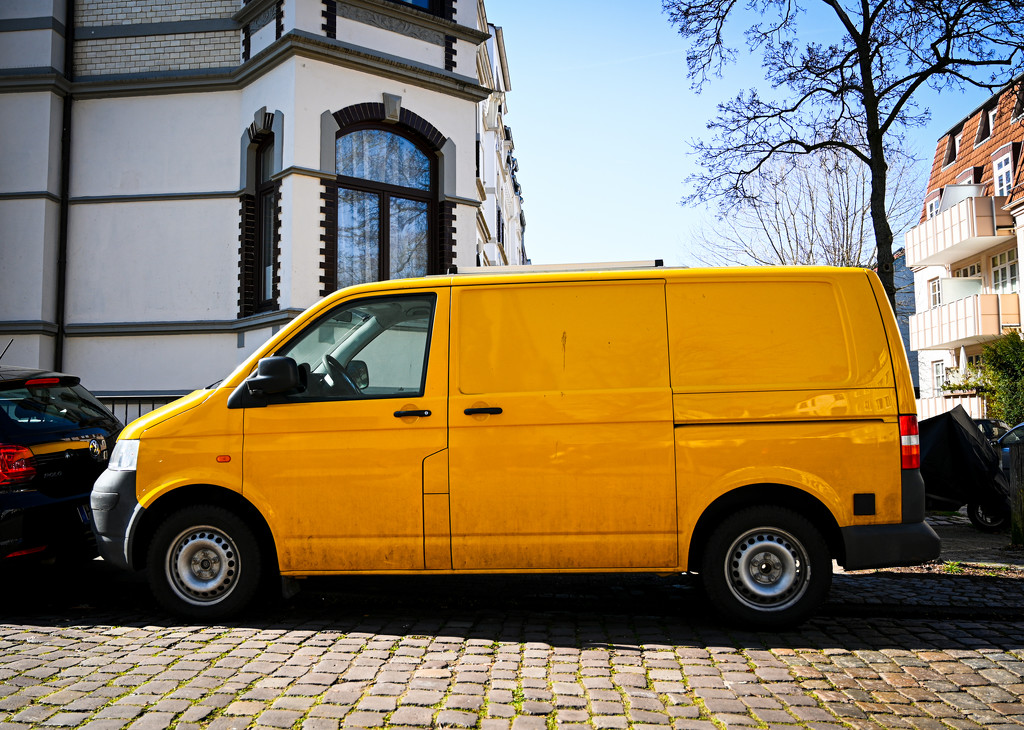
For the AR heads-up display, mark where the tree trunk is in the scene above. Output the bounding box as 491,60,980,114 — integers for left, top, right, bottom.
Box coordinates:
867,142,896,312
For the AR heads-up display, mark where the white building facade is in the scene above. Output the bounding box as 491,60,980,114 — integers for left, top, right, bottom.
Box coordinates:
0,0,525,416
905,81,1023,419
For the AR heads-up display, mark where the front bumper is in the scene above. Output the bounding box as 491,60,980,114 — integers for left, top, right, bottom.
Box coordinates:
90,469,142,570
841,521,941,570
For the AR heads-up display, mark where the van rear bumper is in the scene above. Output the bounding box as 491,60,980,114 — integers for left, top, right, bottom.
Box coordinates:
840,521,941,570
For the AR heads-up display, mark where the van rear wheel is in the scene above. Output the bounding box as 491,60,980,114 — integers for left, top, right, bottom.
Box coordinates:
147,505,262,620
700,506,831,629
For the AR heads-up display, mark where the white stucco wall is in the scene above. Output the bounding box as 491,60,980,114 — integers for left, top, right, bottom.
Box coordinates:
0,91,63,194
71,93,241,197
0,198,60,321
66,198,241,322
65,332,264,392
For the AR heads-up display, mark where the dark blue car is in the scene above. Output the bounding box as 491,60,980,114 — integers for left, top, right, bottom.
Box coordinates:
0,367,122,562
997,423,1024,476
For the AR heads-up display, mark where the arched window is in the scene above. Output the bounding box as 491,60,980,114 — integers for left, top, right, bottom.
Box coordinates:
335,127,435,289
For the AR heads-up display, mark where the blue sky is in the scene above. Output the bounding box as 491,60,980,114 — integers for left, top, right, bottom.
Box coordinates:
486,1,994,266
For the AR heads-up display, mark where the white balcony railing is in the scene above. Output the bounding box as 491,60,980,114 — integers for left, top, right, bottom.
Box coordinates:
910,293,1021,350
905,195,1014,267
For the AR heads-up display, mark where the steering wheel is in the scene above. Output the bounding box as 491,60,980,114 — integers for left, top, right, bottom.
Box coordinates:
322,354,359,395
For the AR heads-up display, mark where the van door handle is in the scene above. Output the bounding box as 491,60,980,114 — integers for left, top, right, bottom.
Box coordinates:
394,410,431,418
464,407,502,415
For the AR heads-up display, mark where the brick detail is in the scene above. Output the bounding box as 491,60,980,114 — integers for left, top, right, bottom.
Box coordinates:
276,0,284,39
442,0,455,22
75,33,240,75
322,0,337,39
238,194,258,318
242,25,251,61
76,0,237,25
333,103,447,150
439,200,456,273
444,35,456,72
320,180,339,298
238,185,281,318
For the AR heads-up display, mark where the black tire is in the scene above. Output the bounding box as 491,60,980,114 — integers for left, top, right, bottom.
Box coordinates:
700,506,832,629
146,505,262,620
966,501,1010,533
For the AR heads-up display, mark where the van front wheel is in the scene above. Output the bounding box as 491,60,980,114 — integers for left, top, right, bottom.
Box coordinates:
700,506,831,628
147,506,262,620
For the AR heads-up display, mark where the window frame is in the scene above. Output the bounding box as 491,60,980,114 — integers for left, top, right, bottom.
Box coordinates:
928,277,942,308
334,124,439,289
331,123,436,288
994,153,1014,197
255,137,277,312
991,248,1019,295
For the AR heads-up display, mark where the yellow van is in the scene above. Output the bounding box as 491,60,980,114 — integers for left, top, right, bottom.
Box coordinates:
92,266,939,627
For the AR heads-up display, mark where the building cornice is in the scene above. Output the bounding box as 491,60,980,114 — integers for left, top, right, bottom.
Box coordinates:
3,31,491,101
64,309,305,337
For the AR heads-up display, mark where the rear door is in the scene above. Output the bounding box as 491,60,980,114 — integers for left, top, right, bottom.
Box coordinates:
447,279,677,570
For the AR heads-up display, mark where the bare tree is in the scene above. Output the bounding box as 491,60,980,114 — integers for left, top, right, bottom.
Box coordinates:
689,147,923,268
663,0,1023,309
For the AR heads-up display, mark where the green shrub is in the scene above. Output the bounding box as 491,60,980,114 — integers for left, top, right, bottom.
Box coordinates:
982,332,1024,426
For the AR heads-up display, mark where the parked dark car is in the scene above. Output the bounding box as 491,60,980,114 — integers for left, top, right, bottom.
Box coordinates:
974,418,1011,444
996,422,1024,476
0,367,122,562
920,405,1011,532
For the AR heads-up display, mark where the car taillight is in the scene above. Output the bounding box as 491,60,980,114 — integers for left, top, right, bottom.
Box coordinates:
899,415,920,470
0,444,37,485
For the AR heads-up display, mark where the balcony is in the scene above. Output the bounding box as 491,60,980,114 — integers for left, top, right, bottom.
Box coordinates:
910,292,1020,350
905,194,1014,267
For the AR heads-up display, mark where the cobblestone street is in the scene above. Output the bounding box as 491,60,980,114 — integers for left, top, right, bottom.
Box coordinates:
2,519,1023,730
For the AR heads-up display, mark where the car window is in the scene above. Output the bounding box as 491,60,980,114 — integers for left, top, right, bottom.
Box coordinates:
0,383,115,438
277,293,435,401
1003,428,1024,446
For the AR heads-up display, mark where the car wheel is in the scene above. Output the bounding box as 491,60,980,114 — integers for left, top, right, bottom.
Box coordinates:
966,501,1010,533
147,505,262,620
700,506,831,629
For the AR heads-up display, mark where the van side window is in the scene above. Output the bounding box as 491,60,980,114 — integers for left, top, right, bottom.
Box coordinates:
278,293,435,401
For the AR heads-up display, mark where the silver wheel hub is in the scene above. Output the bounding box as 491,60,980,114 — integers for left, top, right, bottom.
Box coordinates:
165,526,239,606
725,527,809,612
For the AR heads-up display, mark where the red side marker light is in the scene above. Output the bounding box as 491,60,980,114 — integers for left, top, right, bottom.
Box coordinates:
216,455,231,463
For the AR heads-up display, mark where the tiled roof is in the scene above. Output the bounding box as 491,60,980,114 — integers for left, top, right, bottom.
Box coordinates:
920,81,1024,221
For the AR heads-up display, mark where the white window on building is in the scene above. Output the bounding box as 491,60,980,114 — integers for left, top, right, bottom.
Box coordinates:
929,277,942,308
991,249,1019,294
995,154,1013,197
954,262,981,278
933,361,946,390
926,197,940,219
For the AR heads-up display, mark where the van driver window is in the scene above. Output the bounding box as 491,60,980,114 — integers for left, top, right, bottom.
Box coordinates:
277,294,435,401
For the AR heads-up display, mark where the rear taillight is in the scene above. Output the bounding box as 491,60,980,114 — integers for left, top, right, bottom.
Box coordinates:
0,444,37,485
899,415,920,470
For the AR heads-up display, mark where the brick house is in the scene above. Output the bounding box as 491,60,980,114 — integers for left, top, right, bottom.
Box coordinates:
905,78,1024,419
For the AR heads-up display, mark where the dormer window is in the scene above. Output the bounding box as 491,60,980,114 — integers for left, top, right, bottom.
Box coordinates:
975,106,997,144
944,126,964,166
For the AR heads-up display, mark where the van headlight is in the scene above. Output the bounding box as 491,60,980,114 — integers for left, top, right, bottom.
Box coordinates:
108,439,139,471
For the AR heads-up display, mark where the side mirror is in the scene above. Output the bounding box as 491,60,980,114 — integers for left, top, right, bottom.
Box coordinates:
348,360,369,390
247,356,302,396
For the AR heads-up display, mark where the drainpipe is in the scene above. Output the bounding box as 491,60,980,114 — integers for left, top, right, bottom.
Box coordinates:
54,0,74,370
